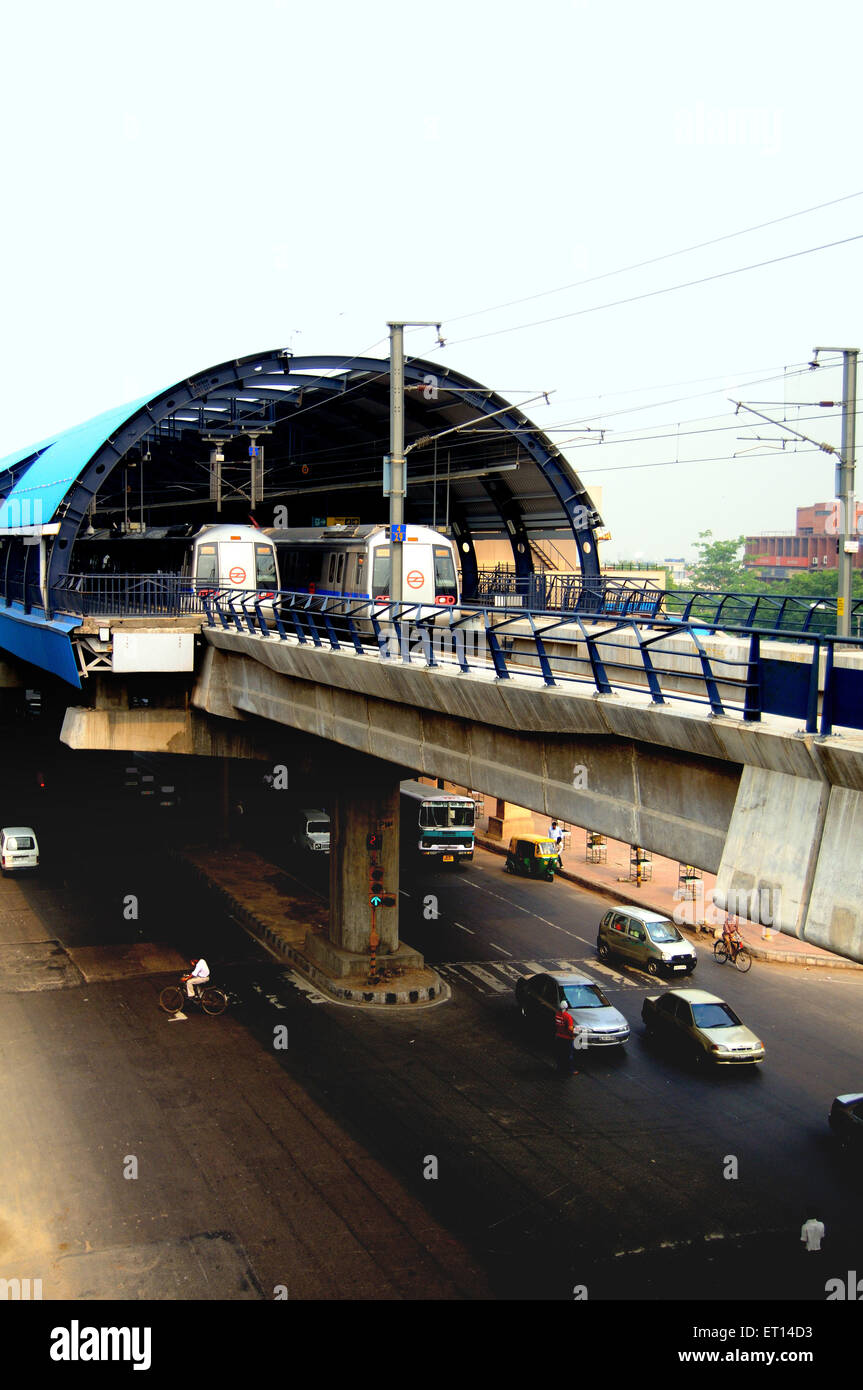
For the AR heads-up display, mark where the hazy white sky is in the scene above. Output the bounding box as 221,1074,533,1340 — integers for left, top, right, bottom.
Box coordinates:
0,0,859,560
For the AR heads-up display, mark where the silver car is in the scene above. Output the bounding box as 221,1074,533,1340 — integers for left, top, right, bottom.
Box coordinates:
515,970,630,1047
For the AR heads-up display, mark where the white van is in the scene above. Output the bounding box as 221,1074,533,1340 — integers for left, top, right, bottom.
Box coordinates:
295,809,330,854
0,826,40,873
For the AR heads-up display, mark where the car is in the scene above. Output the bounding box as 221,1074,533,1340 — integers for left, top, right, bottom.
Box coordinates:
598,906,697,976
829,1093,863,1146
641,987,764,1067
294,808,330,853
515,970,630,1047
0,826,39,874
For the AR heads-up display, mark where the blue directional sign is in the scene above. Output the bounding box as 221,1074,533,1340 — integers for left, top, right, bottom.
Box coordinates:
390,524,406,542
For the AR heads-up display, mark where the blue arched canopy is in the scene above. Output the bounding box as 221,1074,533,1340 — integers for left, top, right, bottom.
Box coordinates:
0,348,603,599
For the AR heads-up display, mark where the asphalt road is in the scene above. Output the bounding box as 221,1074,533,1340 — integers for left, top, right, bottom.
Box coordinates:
0,730,861,1307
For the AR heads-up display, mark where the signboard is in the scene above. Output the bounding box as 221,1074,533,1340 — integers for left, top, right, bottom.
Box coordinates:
327,516,360,526
112,633,195,673
390,524,406,543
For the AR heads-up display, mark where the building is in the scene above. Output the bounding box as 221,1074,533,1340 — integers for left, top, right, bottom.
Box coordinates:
744,501,863,580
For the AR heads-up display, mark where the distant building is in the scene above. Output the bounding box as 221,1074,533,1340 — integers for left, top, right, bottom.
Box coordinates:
663,557,688,585
744,501,863,580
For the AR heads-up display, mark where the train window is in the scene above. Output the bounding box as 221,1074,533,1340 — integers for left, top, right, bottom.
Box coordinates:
196,545,218,582
371,546,390,598
433,546,457,598
327,553,336,585
255,545,277,586
336,554,344,585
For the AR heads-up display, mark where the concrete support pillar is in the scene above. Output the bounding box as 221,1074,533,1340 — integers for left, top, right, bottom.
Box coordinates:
328,771,400,955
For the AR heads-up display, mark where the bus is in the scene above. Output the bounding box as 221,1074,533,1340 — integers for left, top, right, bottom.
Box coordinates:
399,781,475,866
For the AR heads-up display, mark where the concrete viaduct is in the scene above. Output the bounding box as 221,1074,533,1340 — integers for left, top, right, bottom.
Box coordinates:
59,617,863,969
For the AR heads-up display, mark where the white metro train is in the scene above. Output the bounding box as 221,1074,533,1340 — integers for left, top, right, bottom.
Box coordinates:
263,523,460,607
73,521,461,609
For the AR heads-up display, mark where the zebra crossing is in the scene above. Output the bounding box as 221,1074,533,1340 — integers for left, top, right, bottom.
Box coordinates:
436,955,646,999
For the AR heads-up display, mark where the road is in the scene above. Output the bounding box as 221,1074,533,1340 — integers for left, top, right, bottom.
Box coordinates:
0,731,861,1305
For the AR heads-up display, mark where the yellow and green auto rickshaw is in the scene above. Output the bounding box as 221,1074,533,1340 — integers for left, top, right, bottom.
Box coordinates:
504,835,557,881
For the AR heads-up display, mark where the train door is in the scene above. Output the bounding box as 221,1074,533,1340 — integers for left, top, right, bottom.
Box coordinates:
217,537,256,588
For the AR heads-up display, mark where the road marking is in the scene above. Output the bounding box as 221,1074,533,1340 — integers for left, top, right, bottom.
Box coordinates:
459,963,511,993
455,873,593,944
436,956,647,999
166,1013,188,1023
281,972,327,1003
488,941,512,956
495,962,533,981
574,959,638,988
453,922,474,934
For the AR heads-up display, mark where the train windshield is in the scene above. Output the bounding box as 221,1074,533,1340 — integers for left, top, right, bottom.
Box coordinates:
255,545,277,586
196,545,218,582
372,546,390,599
433,546,458,599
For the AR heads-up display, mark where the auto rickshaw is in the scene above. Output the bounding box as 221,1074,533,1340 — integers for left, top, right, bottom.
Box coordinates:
504,835,557,881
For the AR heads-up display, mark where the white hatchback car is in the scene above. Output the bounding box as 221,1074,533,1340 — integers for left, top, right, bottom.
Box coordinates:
0,826,40,873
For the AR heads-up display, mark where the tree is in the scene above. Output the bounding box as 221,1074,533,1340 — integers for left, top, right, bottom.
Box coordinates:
689,531,747,591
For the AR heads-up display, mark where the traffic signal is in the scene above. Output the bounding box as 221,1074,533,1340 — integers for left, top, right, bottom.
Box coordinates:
369,863,384,908
366,831,382,852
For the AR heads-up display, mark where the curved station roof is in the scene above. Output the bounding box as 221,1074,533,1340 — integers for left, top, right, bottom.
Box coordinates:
0,347,603,584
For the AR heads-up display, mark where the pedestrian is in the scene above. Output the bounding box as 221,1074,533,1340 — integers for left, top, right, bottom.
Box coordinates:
554,1000,578,1075
549,819,564,870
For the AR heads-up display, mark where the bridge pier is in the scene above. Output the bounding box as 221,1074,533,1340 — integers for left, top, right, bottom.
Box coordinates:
303,764,424,981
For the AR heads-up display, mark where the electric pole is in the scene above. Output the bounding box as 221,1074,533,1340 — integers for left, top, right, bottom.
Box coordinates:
813,347,859,637
386,320,441,610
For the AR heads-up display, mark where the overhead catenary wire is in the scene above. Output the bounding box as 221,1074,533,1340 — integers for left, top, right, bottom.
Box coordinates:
434,233,863,348
436,190,863,328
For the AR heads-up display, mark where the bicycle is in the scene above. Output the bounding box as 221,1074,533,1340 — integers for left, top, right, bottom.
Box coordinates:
159,977,229,1016
713,933,752,973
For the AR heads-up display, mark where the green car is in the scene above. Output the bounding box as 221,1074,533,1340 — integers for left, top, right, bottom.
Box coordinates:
641,988,765,1067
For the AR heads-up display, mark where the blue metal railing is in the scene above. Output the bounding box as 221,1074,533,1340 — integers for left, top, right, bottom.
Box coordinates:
15,573,863,737
193,586,863,739
472,569,863,636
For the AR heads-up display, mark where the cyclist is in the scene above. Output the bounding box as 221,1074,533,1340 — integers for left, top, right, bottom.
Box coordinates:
183,957,210,1000
721,916,740,957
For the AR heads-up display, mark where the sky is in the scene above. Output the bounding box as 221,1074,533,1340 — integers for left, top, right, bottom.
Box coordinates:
0,0,860,562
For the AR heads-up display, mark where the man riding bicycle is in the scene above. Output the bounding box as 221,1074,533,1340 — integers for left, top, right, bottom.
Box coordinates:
721,916,741,955
183,957,210,1000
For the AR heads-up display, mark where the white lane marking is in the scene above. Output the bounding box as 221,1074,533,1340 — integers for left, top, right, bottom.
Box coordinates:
488,941,512,956
167,1013,188,1023
455,873,593,944
523,961,548,975
453,921,474,934
584,959,641,988
282,973,327,1003
496,962,533,982
400,890,411,897
452,962,511,993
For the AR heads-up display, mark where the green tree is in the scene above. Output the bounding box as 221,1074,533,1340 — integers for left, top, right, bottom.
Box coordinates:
689,531,747,590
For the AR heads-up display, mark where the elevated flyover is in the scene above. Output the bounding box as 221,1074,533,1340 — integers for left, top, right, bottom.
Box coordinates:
59,592,863,966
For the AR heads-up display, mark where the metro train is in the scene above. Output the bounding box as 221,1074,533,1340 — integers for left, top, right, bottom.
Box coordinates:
72,523,278,589
71,520,461,608
263,522,460,607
